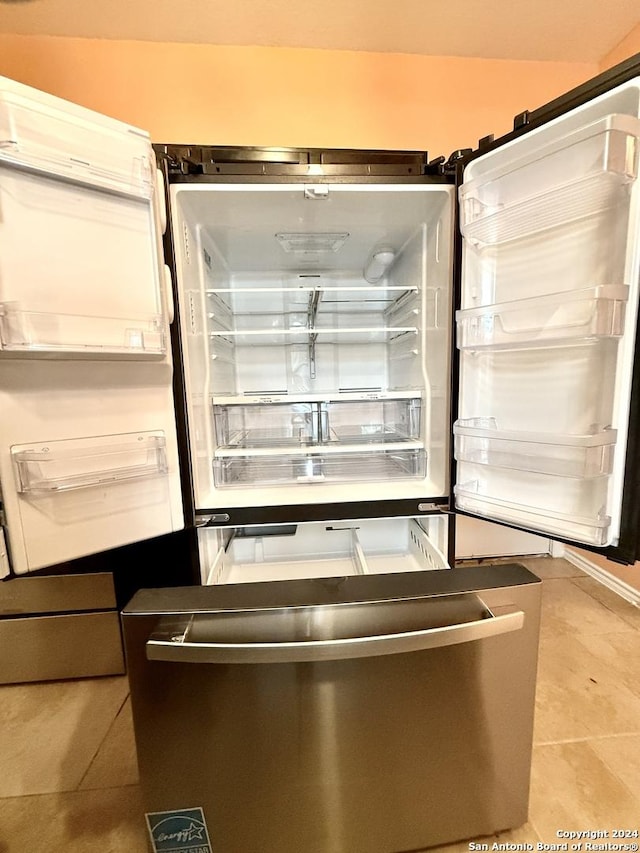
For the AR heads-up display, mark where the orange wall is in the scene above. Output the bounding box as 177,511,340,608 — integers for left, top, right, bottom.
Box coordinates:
0,34,595,156
600,23,640,70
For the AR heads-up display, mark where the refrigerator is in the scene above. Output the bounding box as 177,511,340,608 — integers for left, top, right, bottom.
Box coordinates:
1,51,640,844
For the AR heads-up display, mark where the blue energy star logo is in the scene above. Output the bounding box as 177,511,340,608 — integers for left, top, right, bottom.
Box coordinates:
146,807,212,853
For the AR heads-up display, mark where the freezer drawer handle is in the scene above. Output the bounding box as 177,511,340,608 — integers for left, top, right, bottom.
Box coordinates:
145,601,524,665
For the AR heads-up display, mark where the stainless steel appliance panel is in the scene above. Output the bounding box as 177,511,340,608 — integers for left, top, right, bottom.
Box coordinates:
0,572,124,683
123,565,541,853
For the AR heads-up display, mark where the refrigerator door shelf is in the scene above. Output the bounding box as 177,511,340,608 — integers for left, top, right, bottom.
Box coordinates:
454,420,617,479
455,480,611,547
0,304,165,357
12,432,168,494
212,447,427,487
202,516,449,585
0,85,154,199
460,113,640,246
456,285,629,350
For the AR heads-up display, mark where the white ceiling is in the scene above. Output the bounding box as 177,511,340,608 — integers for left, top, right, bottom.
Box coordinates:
0,0,638,63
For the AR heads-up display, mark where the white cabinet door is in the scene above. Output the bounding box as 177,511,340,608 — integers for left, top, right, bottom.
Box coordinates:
0,77,183,575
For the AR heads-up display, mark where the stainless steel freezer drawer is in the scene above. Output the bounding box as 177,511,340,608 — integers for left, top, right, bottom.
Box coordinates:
123,565,541,853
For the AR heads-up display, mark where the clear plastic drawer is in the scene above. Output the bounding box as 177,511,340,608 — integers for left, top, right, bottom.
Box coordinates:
213,448,427,487
213,402,319,448
323,398,421,443
213,396,422,449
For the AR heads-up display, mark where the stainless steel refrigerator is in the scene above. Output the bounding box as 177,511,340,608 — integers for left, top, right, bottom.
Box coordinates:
1,51,640,848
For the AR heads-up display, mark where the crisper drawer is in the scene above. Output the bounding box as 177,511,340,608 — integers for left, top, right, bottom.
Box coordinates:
198,516,450,586
213,447,426,487
212,395,422,448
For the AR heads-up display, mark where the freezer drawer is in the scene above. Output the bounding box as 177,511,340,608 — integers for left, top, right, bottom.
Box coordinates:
198,515,450,585
123,564,542,853
0,572,125,683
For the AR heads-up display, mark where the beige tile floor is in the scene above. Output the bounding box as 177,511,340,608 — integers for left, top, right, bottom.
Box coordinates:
1,557,639,852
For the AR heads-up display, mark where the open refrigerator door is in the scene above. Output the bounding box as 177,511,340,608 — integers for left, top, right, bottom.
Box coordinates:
0,76,184,575
455,80,640,550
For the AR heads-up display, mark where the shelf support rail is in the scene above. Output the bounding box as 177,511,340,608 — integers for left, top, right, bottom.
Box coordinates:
307,288,323,379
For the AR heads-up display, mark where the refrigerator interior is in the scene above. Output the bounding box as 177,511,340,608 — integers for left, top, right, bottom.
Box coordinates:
456,81,640,547
197,514,450,585
170,184,454,511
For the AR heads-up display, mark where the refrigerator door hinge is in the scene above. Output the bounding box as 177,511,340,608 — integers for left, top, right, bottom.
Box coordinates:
443,148,473,175
425,155,446,176
417,502,444,513
196,514,231,528
513,110,531,131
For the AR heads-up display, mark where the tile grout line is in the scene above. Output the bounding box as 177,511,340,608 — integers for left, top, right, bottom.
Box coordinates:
534,731,640,746
0,781,142,803
75,691,130,791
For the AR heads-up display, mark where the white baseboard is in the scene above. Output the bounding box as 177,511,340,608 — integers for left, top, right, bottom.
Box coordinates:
563,549,640,606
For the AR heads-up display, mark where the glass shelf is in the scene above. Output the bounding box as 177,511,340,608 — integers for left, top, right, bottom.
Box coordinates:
454,481,611,547
209,326,418,346
0,305,165,357
456,286,629,350
454,419,616,478
459,114,640,247
213,448,426,487
12,432,168,494
206,285,418,317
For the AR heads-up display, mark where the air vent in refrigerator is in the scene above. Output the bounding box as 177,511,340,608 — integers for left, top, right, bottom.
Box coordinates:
275,233,350,253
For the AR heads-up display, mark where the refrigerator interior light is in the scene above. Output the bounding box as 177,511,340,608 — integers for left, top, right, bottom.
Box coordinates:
275,233,350,253
364,249,396,283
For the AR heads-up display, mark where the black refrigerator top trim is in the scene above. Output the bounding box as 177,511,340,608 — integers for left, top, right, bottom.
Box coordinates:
154,143,453,181
196,498,449,528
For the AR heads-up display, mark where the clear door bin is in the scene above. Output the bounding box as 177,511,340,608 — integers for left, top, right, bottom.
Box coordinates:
213,448,427,487
459,114,640,246
456,286,628,350
12,432,168,493
454,419,616,478
0,82,154,197
0,305,165,356
0,78,166,359
454,481,611,547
